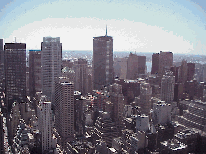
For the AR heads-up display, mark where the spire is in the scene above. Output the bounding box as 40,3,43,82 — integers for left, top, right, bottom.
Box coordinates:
106,25,107,36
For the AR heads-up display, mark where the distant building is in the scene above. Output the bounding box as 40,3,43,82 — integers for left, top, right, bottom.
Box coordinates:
151,53,159,75
0,39,4,93
93,29,113,90
4,43,26,112
54,77,74,144
159,51,173,76
109,83,124,127
73,58,88,95
41,37,62,102
161,71,175,103
187,63,195,81
139,82,152,115
29,50,41,97
178,60,188,84
126,53,146,80
0,108,4,154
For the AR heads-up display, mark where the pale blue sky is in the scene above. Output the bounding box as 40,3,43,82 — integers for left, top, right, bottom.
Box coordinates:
0,0,206,54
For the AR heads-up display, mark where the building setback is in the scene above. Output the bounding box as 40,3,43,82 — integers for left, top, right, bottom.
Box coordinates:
93,29,113,90
41,37,62,102
4,43,26,112
29,50,41,98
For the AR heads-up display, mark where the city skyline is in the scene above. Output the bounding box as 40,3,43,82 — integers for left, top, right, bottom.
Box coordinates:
0,0,206,54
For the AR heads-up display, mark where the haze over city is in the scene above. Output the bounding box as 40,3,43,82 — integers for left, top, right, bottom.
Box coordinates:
0,0,206,54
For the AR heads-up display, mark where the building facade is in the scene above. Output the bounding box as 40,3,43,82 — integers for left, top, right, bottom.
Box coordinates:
4,43,26,112
93,32,113,90
41,37,62,101
29,50,41,97
37,96,55,153
151,53,159,74
159,51,173,76
73,58,88,95
54,77,74,144
161,71,175,103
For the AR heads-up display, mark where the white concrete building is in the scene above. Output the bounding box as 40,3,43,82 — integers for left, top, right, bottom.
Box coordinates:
152,101,172,125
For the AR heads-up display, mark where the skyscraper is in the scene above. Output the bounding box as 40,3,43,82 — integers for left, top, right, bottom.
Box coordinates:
187,63,195,81
73,58,88,95
4,43,26,112
54,77,74,144
151,53,159,75
126,53,146,80
0,39,4,93
161,71,175,103
159,51,173,76
37,96,55,153
93,28,113,90
41,37,62,101
29,50,41,98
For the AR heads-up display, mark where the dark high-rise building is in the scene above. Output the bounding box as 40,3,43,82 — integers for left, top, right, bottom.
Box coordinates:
0,39,3,64
54,77,74,144
126,53,146,80
4,43,26,112
0,39,4,93
151,53,159,74
29,50,41,98
159,51,173,76
41,37,62,101
93,28,113,90
187,63,195,81
73,58,88,95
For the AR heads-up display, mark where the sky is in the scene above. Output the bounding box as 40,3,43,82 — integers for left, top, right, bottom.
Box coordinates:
0,0,206,54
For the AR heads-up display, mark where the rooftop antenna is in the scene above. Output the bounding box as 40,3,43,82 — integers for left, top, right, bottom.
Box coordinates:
15,37,16,43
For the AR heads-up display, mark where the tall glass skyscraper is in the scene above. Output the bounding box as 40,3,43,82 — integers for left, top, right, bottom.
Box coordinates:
93,28,113,90
41,37,62,101
4,43,26,112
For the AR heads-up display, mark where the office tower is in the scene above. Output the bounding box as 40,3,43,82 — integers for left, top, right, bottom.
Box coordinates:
187,63,195,81
178,60,188,84
159,51,173,76
29,50,41,98
109,83,124,127
54,77,74,144
4,43,26,112
136,114,150,132
37,96,55,153
93,29,113,90
151,53,159,74
161,71,175,103
137,56,146,74
139,82,152,115
73,58,88,95
0,39,4,93
41,37,62,101
126,53,146,80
